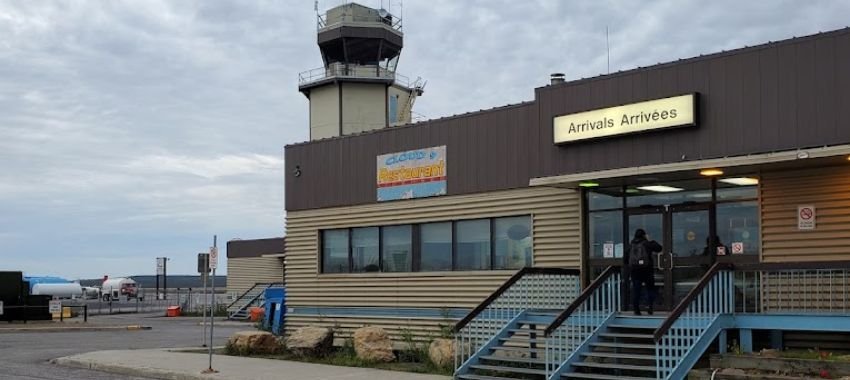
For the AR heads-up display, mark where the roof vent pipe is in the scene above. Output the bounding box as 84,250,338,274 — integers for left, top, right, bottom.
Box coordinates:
550,73,565,85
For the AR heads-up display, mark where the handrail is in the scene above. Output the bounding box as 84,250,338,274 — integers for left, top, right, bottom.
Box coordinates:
653,262,732,341
225,282,282,311
544,266,619,337
734,260,850,271
453,267,580,332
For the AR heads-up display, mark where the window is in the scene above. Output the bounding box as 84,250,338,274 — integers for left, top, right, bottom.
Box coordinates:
589,211,624,259
319,215,533,273
421,222,452,271
494,216,532,269
382,225,412,272
322,229,349,273
352,227,380,272
716,201,760,255
456,220,491,270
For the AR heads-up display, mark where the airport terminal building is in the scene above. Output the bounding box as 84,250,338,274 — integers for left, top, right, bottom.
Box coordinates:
274,6,850,360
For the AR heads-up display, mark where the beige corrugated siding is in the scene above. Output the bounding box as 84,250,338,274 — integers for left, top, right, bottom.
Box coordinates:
761,166,850,262
227,256,283,296
284,187,581,335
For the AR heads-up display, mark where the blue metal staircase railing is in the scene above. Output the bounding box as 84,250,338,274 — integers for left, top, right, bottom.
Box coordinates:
652,262,735,380
453,267,581,378
543,266,621,380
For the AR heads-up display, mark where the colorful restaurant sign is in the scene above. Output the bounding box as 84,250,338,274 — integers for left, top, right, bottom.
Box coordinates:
377,146,446,201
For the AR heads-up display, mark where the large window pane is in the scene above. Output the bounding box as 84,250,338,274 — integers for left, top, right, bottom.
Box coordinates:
716,201,760,255
382,225,412,272
456,220,491,270
352,227,380,272
590,211,624,259
322,229,349,273
588,188,624,210
421,222,452,271
494,216,532,269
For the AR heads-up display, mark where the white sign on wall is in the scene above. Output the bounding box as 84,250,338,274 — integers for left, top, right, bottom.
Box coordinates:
603,243,615,258
731,242,744,255
49,300,62,314
797,205,816,230
554,94,697,144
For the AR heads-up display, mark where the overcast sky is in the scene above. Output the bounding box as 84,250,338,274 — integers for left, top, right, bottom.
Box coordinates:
1,1,848,279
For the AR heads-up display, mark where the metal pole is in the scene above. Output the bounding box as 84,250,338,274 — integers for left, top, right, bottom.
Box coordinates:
203,269,208,347
208,235,217,372
164,258,168,301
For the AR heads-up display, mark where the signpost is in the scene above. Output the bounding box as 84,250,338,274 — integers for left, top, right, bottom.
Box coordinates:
203,235,219,374
798,205,816,230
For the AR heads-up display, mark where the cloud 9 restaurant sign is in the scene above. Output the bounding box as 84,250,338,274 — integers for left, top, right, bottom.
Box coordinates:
554,93,697,144
377,146,446,202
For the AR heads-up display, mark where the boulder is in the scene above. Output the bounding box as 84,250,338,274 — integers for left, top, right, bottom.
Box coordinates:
428,338,455,367
286,326,334,357
227,331,280,354
353,326,396,362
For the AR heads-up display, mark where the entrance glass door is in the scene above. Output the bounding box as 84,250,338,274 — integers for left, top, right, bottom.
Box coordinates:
626,205,712,310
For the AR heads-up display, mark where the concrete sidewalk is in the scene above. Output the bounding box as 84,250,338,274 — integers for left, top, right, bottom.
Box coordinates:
53,349,452,380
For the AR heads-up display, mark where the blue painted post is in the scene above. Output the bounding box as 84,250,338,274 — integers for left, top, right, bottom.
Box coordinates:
740,329,753,353
718,330,727,354
770,330,783,350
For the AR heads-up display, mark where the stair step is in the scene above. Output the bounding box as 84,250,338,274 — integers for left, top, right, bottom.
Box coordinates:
581,352,656,361
599,333,654,339
458,374,528,380
590,342,655,350
607,324,656,330
470,364,546,376
571,361,656,372
490,345,547,354
508,328,545,334
480,355,546,365
562,372,654,380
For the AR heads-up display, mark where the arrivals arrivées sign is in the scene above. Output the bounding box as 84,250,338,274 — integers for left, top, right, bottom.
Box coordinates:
553,93,697,144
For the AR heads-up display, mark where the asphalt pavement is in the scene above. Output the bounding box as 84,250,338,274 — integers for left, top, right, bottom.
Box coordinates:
0,313,246,380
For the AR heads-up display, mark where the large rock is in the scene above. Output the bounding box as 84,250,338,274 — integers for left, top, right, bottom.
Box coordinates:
428,338,455,367
286,326,333,357
227,331,280,355
353,326,396,362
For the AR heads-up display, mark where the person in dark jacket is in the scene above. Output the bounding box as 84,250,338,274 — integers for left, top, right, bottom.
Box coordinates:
627,229,663,315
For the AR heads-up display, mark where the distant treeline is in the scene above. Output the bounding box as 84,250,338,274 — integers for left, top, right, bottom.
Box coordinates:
79,275,227,289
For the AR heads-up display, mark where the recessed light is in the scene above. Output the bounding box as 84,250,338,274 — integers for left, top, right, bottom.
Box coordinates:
625,188,640,194
637,185,684,193
579,181,600,188
700,168,724,176
846,155,850,161
719,177,759,186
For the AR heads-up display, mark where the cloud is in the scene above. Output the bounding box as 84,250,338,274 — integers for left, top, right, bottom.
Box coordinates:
1,0,849,278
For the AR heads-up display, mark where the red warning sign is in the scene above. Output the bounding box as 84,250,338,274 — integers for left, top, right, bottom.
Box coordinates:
797,205,816,230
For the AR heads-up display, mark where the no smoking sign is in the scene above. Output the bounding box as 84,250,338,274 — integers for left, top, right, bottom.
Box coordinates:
797,205,816,230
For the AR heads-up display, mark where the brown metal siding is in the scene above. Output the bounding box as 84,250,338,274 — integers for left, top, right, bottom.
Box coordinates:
226,238,285,259
286,29,850,211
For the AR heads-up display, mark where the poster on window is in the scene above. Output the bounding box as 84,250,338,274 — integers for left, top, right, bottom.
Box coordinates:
377,146,446,201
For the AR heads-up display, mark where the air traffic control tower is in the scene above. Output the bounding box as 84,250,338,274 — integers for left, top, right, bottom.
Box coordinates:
299,2,424,141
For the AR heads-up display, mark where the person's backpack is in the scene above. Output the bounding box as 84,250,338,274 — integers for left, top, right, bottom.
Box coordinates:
629,241,651,269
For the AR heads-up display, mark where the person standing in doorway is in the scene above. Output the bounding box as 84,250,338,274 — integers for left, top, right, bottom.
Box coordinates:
627,228,663,315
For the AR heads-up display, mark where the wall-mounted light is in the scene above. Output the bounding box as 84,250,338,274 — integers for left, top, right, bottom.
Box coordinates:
293,165,302,177
700,168,724,176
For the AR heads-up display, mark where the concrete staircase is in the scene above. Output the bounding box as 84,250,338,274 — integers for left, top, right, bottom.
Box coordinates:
561,313,664,379
457,309,559,380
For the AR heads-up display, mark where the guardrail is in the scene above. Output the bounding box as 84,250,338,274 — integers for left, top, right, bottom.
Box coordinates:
317,13,402,31
453,267,581,373
543,266,621,379
298,63,411,87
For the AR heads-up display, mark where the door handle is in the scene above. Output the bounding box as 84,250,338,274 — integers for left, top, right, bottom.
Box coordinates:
667,252,675,270
657,253,663,270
